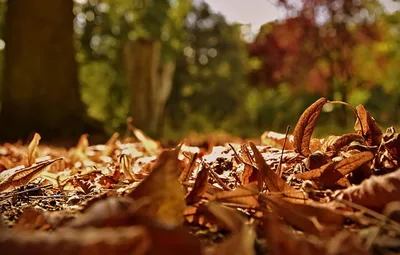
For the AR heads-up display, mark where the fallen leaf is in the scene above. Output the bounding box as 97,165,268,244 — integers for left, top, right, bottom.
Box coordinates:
129,122,161,156
325,133,366,153
295,151,374,188
249,142,306,202
264,196,344,236
67,197,134,228
118,154,135,182
26,133,41,167
261,131,294,150
239,144,262,188
179,152,198,182
103,132,119,157
263,213,325,255
68,134,89,164
206,201,255,255
127,146,185,225
186,165,209,205
15,208,75,231
213,182,260,208
333,168,400,211
354,104,382,146
0,158,63,192
293,97,327,156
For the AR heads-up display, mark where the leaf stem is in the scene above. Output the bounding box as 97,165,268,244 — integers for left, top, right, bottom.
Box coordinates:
327,100,365,138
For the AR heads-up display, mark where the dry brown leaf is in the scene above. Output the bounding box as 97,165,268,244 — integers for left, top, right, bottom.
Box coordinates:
0,226,151,255
325,133,366,153
26,133,41,167
118,154,135,182
264,213,368,255
261,131,294,150
206,201,255,255
66,198,202,255
179,152,198,182
0,156,14,170
15,208,75,231
264,196,344,236
326,231,369,255
333,169,400,211
127,146,185,225
295,151,374,188
293,97,327,156
0,158,63,192
67,197,134,228
103,132,119,157
73,176,97,194
354,104,383,146
186,165,209,205
130,124,161,156
264,213,325,255
213,182,260,208
68,134,89,164
249,142,306,202
239,144,262,188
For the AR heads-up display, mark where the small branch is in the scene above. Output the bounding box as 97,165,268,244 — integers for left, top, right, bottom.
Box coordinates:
277,126,290,177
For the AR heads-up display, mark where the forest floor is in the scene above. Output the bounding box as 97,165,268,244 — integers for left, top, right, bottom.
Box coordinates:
0,97,400,255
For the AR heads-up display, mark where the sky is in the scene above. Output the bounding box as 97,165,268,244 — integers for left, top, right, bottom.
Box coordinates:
203,0,400,33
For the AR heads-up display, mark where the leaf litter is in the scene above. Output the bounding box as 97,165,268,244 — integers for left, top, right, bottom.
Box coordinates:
1,98,400,254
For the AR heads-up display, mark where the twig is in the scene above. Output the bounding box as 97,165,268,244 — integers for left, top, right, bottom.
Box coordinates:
228,143,257,169
277,125,290,177
204,162,232,191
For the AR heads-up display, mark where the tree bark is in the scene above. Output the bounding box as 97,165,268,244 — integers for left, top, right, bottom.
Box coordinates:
0,0,97,142
123,40,175,137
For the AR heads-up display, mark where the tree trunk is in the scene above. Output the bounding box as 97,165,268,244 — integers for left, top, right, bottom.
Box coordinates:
123,40,175,137
0,0,97,142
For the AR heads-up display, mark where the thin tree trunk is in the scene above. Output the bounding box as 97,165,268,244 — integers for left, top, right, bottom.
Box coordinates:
123,40,175,137
0,0,94,141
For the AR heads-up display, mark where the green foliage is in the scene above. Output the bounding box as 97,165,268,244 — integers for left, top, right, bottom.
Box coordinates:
73,0,191,133
165,2,248,136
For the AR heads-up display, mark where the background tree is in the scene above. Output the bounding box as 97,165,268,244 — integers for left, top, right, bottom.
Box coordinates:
75,0,191,137
166,2,248,137
0,0,99,142
249,0,384,125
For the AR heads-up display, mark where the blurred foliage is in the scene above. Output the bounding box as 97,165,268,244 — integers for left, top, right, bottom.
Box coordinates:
73,0,190,133
0,0,399,140
165,2,248,138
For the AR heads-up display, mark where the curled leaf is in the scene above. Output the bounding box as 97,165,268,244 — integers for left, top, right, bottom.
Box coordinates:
325,133,366,153
129,122,161,156
333,169,400,211
354,105,382,146
293,97,327,156
27,133,41,167
295,151,374,188
0,158,63,192
118,154,135,182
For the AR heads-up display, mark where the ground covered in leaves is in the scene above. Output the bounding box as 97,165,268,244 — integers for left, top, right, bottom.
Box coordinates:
1,98,400,255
